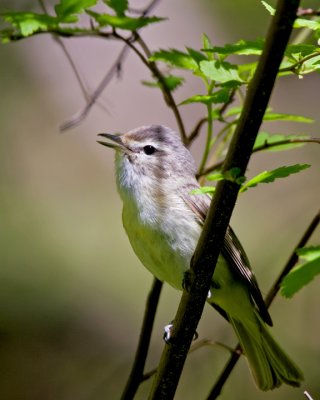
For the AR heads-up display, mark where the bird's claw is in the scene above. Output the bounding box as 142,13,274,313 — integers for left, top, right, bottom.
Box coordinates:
163,322,198,343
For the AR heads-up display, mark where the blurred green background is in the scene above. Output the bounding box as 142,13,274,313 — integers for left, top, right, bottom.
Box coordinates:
0,1,319,399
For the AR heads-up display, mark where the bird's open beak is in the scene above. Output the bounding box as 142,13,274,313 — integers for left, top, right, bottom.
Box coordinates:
97,133,126,151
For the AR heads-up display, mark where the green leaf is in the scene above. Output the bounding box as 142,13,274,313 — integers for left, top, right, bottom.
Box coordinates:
285,44,319,58
55,0,98,17
186,47,207,64
202,33,213,51
207,168,245,185
104,0,128,16
191,186,215,195
205,39,264,56
281,246,320,298
150,49,199,71
200,60,243,84
240,164,310,192
142,74,184,92
299,54,320,74
2,12,71,36
294,18,320,31
254,132,311,151
238,61,258,81
206,172,224,181
224,106,242,118
263,112,314,123
261,1,275,16
180,88,232,106
86,10,164,30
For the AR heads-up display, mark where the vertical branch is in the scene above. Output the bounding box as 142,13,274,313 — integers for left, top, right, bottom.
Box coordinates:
121,278,163,400
148,1,300,398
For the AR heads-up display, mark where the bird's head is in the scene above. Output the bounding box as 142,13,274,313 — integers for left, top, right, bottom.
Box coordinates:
98,125,196,188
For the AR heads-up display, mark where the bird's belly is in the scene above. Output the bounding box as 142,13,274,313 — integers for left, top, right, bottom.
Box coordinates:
122,202,252,320
122,206,199,290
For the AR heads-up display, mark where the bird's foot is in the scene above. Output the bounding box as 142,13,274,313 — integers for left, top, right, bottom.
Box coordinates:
163,322,198,343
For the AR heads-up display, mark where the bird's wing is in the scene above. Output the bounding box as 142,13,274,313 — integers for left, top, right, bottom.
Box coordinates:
179,183,272,326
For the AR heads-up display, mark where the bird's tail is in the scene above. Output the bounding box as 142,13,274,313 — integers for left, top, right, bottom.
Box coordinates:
230,316,303,391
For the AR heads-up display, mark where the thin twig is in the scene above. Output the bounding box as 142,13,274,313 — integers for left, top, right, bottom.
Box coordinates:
38,0,89,101
297,8,320,16
187,117,208,145
141,338,241,383
121,278,163,400
207,208,319,400
112,31,187,142
304,390,315,400
264,208,320,308
135,33,187,142
199,137,320,177
60,0,161,130
60,45,130,131
279,51,320,73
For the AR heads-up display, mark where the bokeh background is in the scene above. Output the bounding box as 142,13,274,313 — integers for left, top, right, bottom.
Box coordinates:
0,1,319,399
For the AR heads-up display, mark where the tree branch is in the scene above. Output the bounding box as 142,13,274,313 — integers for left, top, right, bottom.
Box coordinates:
264,208,320,308
60,44,130,131
207,208,319,399
121,278,163,400
120,32,187,142
149,1,300,398
279,51,320,74
199,138,320,177
60,0,162,131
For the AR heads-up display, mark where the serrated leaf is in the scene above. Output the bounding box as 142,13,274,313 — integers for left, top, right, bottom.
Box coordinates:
240,164,310,192
55,0,97,17
294,18,320,31
202,33,213,51
105,0,128,16
263,112,314,123
207,168,245,184
300,54,320,74
86,10,164,30
285,44,319,58
238,62,258,81
281,246,320,298
186,47,207,64
261,1,275,16
200,60,243,84
205,39,264,56
142,74,184,92
180,88,232,106
191,186,215,195
0,28,14,43
150,49,198,71
2,12,70,36
254,132,311,151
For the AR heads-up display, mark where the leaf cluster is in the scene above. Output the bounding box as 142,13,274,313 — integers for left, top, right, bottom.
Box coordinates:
1,0,319,299
0,2,319,396
0,0,163,41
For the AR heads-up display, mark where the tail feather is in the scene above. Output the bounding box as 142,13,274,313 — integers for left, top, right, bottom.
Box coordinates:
231,316,303,391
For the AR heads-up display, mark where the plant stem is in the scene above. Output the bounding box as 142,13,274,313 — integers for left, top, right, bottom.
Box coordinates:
279,51,320,73
198,83,215,174
199,138,320,177
121,278,163,400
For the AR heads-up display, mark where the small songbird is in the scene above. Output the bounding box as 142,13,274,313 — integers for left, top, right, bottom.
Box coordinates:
98,124,303,391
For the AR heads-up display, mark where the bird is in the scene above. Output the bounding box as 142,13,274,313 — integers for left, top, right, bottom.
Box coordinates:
98,124,303,391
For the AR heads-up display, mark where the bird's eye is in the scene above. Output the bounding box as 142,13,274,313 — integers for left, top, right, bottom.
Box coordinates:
143,145,156,155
